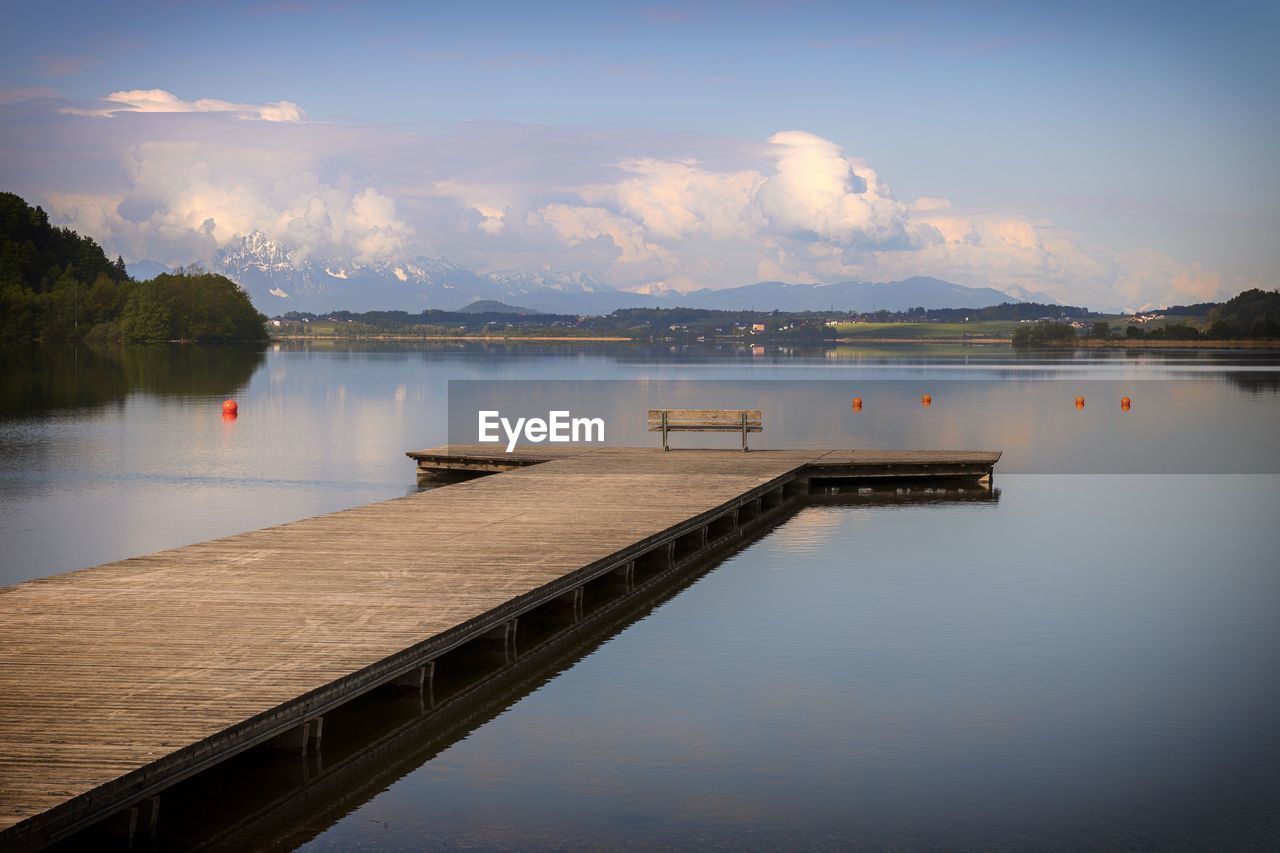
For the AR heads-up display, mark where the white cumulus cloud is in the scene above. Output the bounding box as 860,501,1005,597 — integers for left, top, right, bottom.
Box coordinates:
65,89,304,122
756,130,910,246
593,157,763,240
537,203,672,265
0,91,1239,309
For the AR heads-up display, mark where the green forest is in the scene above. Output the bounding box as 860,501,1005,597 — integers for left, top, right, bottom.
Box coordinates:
0,192,267,344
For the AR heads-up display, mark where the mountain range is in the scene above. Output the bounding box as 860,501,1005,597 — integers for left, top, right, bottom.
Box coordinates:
128,231,1045,315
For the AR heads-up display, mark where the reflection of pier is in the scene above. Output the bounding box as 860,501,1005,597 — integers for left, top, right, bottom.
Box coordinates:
1,447,998,851
101,483,999,851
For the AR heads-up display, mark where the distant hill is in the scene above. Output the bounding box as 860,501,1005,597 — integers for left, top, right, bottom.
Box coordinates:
1162,301,1218,317
456,299,540,315
678,276,1019,312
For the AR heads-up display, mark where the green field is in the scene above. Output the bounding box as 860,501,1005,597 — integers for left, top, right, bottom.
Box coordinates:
829,320,1023,339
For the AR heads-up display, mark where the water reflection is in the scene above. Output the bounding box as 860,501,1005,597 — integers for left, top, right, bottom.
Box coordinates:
0,345,264,417
1225,371,1280,394
53,484,996,852
5,343,1276,851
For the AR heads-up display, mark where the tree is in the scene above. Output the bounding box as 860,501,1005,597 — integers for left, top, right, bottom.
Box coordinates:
1090,321,1111,338
120,271,267,343
1011,321,1077,347
1,192,268,343
1205,289,1280,339
121,280,173,342
0,191,123,342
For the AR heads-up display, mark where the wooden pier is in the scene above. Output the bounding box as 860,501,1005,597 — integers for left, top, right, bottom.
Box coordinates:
0,446,998,850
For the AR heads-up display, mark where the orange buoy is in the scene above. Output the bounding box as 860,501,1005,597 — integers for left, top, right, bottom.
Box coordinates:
1121,396,1132,410
1075,395,1085,409
921,394,932,407
222,399,238,415
851,397,863,411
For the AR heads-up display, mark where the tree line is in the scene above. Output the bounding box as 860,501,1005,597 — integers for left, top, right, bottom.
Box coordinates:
1013,288,1279,347
1,192,267,344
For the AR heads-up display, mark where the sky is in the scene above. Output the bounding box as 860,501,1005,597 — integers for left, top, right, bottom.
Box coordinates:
1,0,1276,310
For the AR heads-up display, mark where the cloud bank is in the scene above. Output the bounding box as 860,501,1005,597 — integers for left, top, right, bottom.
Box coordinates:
65,89,304,121
0,89,1232,309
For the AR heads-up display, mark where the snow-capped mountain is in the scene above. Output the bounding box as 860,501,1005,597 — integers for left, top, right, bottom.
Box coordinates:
483,270,679,313
211,231,1037,315
627,281,687,297
213,232,668,313
484,270,611,294
215,231,500,311
1002,283,1063,305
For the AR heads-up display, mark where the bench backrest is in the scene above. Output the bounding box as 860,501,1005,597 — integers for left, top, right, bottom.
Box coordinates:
647,409,763,432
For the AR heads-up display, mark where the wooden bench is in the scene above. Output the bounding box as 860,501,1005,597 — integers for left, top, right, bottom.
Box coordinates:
647,409,763,451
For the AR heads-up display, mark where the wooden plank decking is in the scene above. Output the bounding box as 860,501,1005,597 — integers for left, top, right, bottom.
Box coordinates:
0,446,998,850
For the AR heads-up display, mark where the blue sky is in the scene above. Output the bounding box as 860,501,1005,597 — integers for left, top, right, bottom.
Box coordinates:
1,0,1276,308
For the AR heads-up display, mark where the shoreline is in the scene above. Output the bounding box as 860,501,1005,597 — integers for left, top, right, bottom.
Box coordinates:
270,334,634,342
1045,339,1280,350
265,334,1280,350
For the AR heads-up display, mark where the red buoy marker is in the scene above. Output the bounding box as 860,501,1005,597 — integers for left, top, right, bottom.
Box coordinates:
222,399,238,415
921,394,932,407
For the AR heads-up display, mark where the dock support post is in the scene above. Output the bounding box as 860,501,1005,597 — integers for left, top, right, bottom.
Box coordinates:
268,716,322,756
137,796,160,838
713,508,739,536
556,587,585,622
88,798,157,847
486,619,519,662
609,560,635,593
268,720,309,755
481,620,518,662
98,805,138,847
423,660,436,707
392,661,435,698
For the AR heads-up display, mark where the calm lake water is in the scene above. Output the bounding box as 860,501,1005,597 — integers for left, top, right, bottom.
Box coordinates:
3,342,1279,851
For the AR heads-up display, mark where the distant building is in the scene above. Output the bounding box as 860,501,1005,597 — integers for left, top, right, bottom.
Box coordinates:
751,323,767,332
